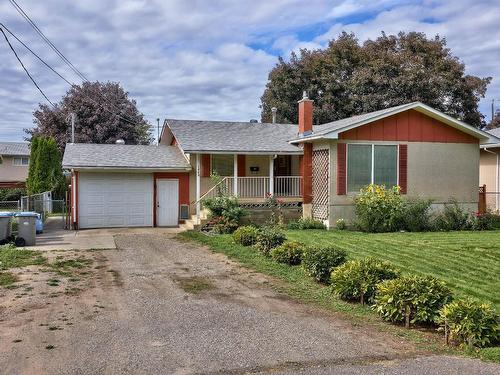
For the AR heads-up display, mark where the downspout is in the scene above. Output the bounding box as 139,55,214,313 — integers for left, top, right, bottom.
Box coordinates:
483,148,499,212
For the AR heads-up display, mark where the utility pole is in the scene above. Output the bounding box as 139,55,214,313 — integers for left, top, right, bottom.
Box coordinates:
156,118,160,145
493,99,495,123
67,112,76,143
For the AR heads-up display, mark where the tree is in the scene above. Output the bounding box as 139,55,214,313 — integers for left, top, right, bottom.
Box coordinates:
261,32,491,128
486,115,500,130
26,136,65,197
27,81,152,150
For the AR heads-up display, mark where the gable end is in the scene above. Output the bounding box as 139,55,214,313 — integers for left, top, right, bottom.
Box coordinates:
339,110,478,143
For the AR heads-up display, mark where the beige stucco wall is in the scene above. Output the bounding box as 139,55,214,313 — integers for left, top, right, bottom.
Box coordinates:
479,148,500,212
324,140,480,227
0,156,29,182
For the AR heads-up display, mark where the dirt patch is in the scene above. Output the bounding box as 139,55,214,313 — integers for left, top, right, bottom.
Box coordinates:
173,276,216,294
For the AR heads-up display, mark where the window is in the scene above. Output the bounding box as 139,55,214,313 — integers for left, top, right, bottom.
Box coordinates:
13,157,29,166
211,154,234,176
347,144,398,192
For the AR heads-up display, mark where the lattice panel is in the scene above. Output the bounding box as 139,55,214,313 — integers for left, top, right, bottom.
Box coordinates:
312,149,329,220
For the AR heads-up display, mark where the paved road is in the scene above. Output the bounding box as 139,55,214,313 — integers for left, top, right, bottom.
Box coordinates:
1,234,498,374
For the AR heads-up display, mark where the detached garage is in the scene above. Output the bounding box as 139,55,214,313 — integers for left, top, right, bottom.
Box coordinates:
62,143,191,229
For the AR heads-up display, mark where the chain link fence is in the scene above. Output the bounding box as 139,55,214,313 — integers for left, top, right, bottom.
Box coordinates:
0,191,68,229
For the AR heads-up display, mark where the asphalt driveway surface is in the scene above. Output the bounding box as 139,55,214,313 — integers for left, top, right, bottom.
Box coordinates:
0,234,498,374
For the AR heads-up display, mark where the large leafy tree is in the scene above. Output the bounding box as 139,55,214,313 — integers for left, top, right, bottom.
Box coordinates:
261,32,491,128
27,81,152,150
26,136,65,197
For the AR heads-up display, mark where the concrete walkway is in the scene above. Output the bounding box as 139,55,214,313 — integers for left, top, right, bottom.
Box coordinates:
25,217,183,251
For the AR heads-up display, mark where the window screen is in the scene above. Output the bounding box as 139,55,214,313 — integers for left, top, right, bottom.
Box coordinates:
374,145,397,187
347,145,372,192
13,157,29,166
211,154,234,176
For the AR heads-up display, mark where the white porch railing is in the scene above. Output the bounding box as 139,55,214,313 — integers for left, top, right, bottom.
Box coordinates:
196,176,302,203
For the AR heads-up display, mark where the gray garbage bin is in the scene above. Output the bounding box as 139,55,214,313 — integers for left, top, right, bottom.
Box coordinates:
15,212,38,246
0,213,12,243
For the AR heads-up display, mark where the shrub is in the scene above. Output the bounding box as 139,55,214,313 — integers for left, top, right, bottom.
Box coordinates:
255,227,286,256
331,258,400,304
398,198,433,232
354,184,404,232
374,275,453,328
438,298,500,348
287,217,326,230
203,195,246,231
271,241,306,265
433,199,472,231
335,218,346,230
209,216,239,234
302,246,347,284
232,226,260,246
471,211,495,231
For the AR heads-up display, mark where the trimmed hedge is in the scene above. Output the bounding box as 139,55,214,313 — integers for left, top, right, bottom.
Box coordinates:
302,246,347,284
271,241,306,265
233,226,259,246
330,258,400,304
374,275,453,328
438,298,500,348
255,227,286,256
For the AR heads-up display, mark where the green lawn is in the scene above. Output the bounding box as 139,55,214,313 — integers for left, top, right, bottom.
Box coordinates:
287,230,500,310
179,229,500,362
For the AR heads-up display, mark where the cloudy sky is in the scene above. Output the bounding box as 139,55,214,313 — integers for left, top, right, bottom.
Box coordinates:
1,0,499,142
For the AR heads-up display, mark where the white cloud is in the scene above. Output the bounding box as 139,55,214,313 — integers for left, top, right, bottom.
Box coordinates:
0,0,499,142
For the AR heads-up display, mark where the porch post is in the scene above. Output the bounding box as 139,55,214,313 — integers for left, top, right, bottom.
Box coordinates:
233,154,238,196
196,153,201,224
269,155,274,196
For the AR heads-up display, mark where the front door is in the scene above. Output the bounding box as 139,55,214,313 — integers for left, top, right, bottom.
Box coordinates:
157,179,179,226
274,155,291,176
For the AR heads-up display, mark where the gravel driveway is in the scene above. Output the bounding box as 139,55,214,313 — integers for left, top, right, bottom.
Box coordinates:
0,234,498,374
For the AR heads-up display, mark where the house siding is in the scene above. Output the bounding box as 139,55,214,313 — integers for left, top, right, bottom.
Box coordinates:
479,148,500,212
0,155,29,184
325,140,479,227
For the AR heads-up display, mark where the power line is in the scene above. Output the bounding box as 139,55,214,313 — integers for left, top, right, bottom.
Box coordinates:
0,23,148,129
7,1,148,128
9,0,88,82
0,26,55,107
0,22,73,86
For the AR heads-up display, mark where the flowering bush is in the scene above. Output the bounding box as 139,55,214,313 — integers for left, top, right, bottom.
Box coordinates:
354,184,404,232
265,193,285,228
203,195,246,233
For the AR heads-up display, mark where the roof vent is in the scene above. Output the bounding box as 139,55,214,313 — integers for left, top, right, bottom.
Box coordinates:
115,139,125,145
249,119,258,123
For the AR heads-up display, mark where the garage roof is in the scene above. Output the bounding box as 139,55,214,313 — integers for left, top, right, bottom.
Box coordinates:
62,143,191,170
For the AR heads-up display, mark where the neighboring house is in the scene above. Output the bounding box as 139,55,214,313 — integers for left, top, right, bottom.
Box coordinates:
0,142,30,189
63,95,493,229
479,127,500,212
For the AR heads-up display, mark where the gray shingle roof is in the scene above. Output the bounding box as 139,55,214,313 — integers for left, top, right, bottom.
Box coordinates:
166,119,302,154
0,142,30,156
62,143,191,170
487,128,500,138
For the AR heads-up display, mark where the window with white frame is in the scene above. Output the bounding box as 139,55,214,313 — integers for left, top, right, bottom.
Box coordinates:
13,157,29,166
347,144,398,192
211,154,234,176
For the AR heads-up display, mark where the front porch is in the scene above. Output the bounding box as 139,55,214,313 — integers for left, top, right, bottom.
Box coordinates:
191,153,303,221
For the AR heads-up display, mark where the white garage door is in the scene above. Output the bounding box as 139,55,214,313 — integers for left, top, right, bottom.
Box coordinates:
78,172,153,229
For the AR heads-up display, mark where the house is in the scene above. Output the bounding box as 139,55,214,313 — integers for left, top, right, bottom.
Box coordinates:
62,95,493,229
479,128,500,212
0,142,30,189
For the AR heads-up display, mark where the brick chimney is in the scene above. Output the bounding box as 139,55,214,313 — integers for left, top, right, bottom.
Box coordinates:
298,90,313,136
298,90,313,215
